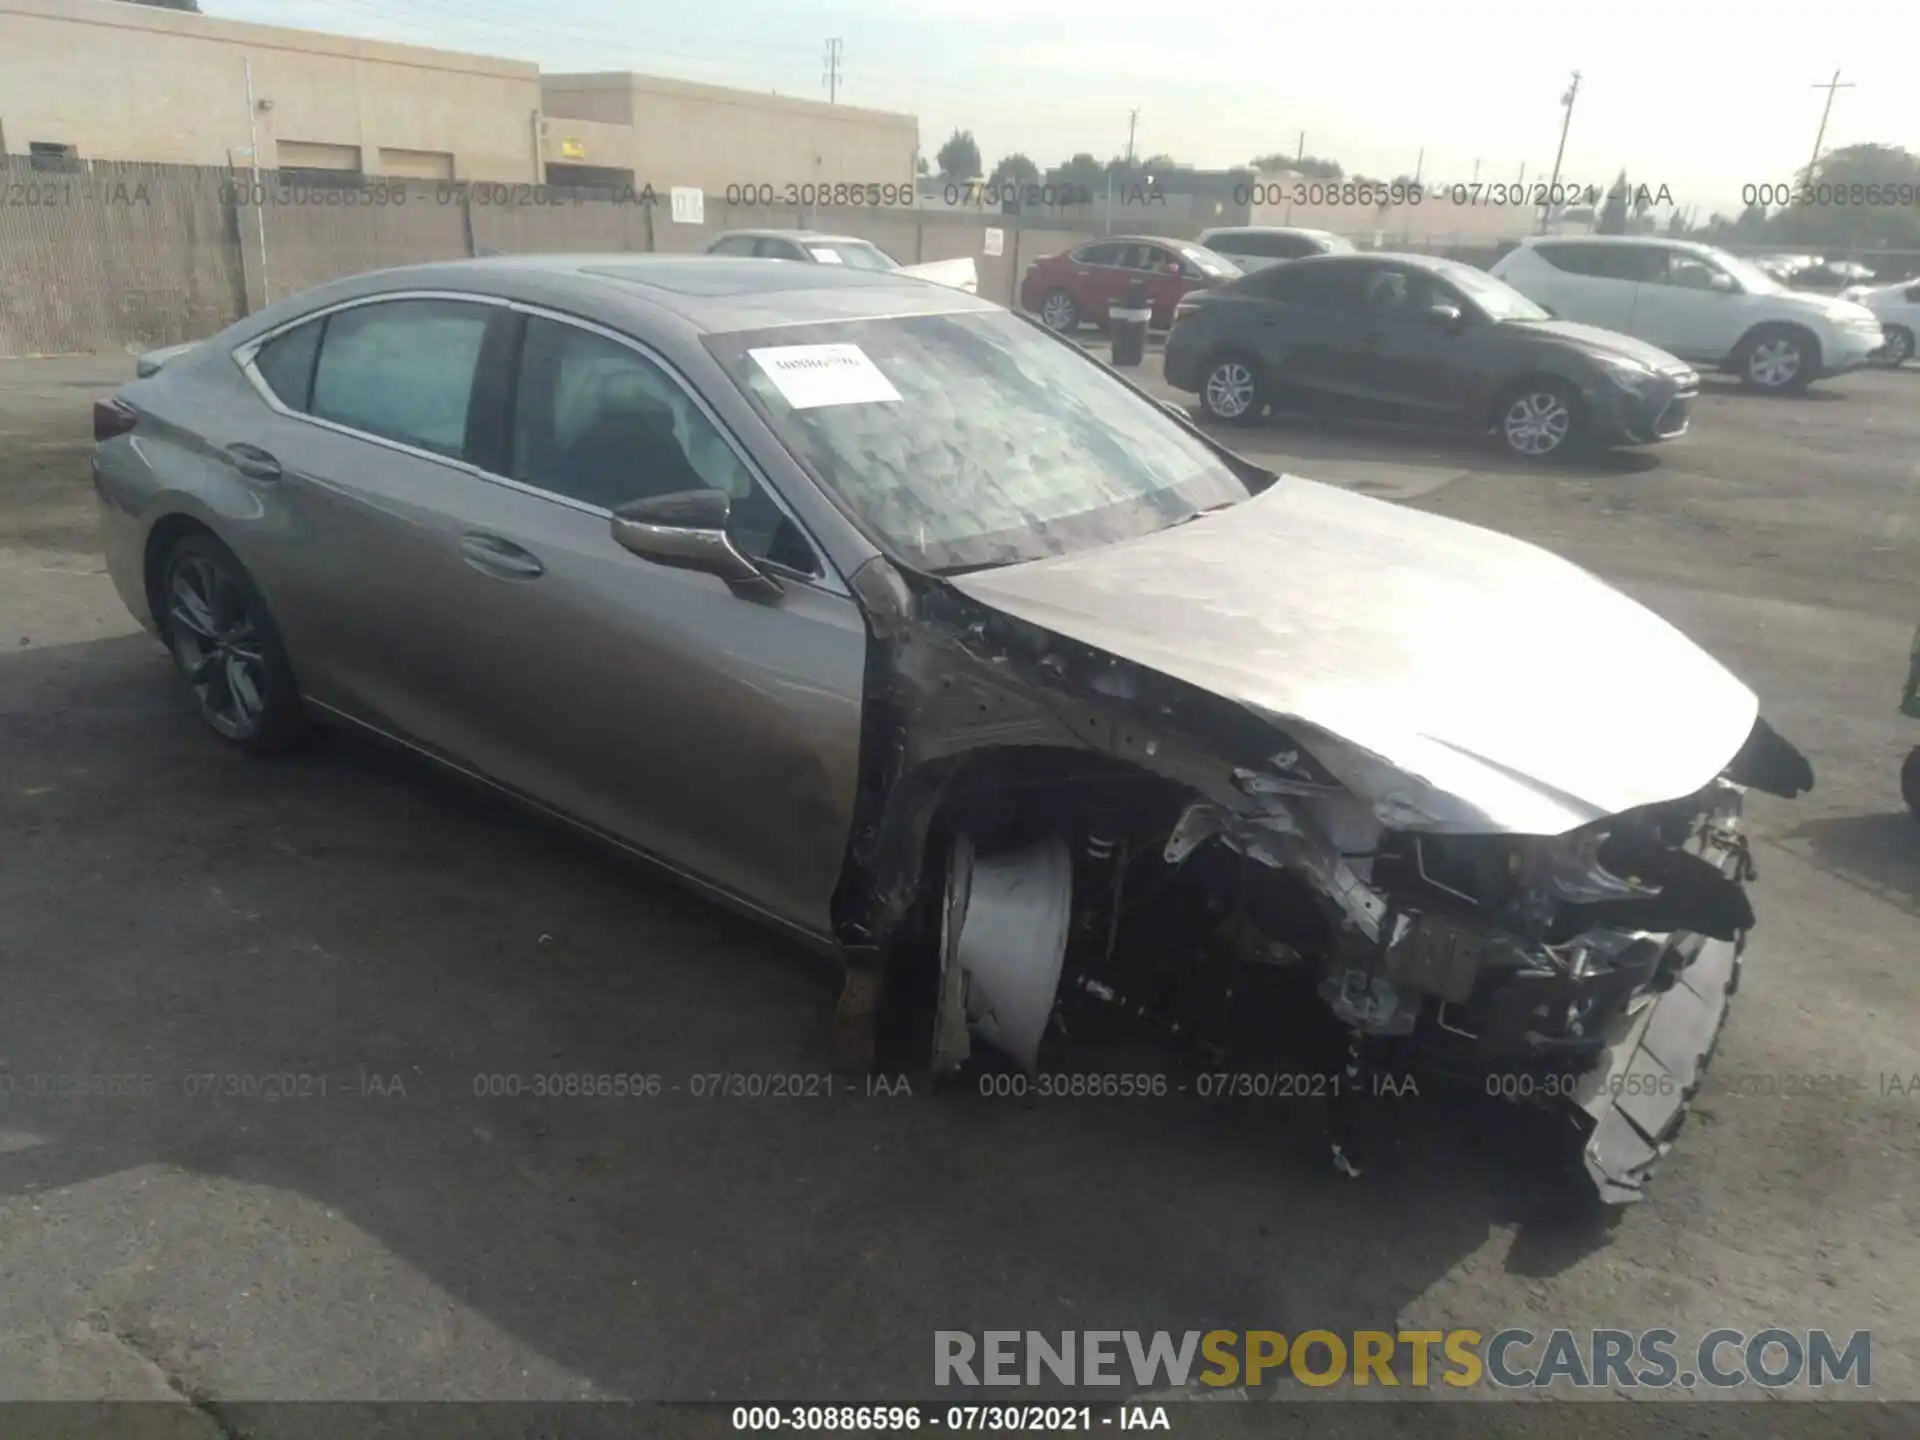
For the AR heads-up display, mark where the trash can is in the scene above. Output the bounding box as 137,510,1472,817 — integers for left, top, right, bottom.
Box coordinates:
1108,283,1151,368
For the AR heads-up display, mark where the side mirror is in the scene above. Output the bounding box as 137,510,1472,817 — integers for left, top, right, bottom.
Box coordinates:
1427,302,1465,331
1159,398,1190,421
1707,272,1737,293
609,489,782,601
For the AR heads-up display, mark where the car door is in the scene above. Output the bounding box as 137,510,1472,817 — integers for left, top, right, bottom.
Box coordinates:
1628,249,1747,360
1230,259,1364,407
413,309,868,934
1531,243,1647,330
1143,244,1197,327
227,293,508,740
1327,263,1470,418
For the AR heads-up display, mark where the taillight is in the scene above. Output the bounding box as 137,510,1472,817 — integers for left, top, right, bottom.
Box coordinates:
93,396,139,442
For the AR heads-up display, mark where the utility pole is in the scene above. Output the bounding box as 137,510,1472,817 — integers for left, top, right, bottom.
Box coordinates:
1540,69,1581,234
1296,131,1306,165
1125,109,1139,167
1414,148,1424,184
1805,68,1853,183
822,38,843,104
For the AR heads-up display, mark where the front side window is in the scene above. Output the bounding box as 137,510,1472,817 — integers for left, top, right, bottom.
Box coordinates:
308,298,491,458
511,317,814,570
707,311,1256,574
709,235,759,256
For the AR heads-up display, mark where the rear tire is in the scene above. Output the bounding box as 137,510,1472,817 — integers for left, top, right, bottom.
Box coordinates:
158,532,306,755
1734,325,1818,393
1038,288,1080,333
1199,354,1264,425
1902,747,1920,821
1874,325,1913,368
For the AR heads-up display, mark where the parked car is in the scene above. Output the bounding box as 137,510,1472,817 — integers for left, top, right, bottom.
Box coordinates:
1840,276,1920,366
1018,235,1240,333
1164,251,1700,459
1490,237,1886,392
705,229,977,294
1781,259,1876,294
1195,225,1354,271
93,254,1812,1204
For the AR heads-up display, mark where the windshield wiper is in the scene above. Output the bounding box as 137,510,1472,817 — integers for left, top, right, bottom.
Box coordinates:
1166,499,1241,528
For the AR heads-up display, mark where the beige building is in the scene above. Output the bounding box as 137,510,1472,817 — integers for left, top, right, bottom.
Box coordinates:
0,0,543,180
540,73,918,195
0,0,919,194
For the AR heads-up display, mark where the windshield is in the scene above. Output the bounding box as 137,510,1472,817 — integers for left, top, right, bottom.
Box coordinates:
1438,261,1553,322
1180,245,1242,279
706,311,1256,574
807,241,897,271
1704,248,1786,294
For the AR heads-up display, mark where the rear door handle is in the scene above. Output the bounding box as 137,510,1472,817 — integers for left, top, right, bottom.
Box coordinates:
459,532,545,580
225,442,281,481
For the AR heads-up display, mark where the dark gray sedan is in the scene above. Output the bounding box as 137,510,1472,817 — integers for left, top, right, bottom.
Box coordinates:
1163,253,1699,459
92,255,1812,1203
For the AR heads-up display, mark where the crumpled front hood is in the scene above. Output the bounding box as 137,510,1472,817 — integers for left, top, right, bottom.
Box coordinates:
953,478,1759,835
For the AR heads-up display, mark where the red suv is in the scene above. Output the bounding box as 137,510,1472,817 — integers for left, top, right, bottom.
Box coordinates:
1019,236,1242,333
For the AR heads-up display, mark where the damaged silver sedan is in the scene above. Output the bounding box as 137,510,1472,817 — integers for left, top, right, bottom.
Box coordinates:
92,255,1813,1204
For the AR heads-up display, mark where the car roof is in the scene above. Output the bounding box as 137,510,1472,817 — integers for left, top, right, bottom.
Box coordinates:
1077,235,1198,248
709,230,877,244
1202,225,1336,238
1526,234,1711,255
302,254,994,334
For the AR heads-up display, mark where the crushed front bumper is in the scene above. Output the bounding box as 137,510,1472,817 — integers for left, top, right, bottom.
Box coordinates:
1573,928,1742,1202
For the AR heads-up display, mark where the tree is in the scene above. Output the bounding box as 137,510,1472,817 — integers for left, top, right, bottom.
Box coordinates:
1046,152,1106,200
916,156,931,176
935,129,982,181
988,153,1039,189
1251,152,1341,179
1665,209,1691,237
1140,153,1179,177
1596,170,1630,234
1791,142,1920,250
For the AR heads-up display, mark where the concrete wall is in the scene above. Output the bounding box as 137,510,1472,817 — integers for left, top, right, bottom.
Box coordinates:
540,74,918,194
0,0,542,181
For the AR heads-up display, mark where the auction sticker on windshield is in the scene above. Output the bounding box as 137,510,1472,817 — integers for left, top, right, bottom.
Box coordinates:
750,344,903,409
808,247,845,264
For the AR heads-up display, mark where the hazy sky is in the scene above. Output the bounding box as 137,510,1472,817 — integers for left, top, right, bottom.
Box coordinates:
211,0,1912,217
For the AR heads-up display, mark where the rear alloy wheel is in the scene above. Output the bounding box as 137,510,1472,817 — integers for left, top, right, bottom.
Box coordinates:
1039,288,1079,333
161,534,305,753
1736,326,1816,392
1201,357,1263,424
1875,325,1914,368
1498,383,1580,458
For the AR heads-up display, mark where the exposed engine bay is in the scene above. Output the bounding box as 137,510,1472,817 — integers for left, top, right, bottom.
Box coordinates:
832,555,1816,1205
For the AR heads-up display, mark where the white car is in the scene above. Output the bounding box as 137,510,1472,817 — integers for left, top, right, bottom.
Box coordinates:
1491,236,1886,392
1195,226,1354,272
1840,277,1920,367
703,230,978,294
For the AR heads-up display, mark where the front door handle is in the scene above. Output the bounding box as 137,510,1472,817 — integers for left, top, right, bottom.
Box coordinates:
459,532,545,580
225,442,281,481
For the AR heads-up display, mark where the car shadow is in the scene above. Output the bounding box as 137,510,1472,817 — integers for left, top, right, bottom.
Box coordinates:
0,634,1629,1401
1775,810,1920,918
1198,409,1664,478
1695,376,1849,402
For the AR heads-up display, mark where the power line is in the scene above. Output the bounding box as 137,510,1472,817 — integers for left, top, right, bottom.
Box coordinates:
823,37,843,105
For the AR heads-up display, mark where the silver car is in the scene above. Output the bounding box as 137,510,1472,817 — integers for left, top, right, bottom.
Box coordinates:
93,255,1812,1203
